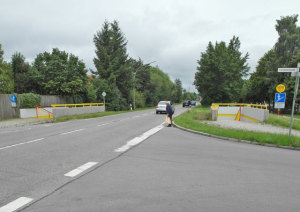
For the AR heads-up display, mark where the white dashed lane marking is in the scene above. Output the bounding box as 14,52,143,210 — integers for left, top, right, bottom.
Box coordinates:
64,162,98,177
60,129,84,135
0,138,45,151
115,124,164,153
0,197,33,212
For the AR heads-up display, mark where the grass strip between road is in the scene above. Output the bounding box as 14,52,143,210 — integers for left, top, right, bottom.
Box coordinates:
174,106,300,148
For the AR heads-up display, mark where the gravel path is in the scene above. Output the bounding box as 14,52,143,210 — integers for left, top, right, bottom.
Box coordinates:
203,120,300,137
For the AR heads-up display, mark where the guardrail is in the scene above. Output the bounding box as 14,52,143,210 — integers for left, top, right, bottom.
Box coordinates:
211,103,268,110
51,103,104,108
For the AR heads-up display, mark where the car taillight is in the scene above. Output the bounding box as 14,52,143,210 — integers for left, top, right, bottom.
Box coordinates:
156,105,158,108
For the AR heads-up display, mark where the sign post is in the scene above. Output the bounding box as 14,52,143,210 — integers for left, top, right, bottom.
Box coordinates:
10,94,16,107
278,63,300,141
102,91,106,111
275,84,286,116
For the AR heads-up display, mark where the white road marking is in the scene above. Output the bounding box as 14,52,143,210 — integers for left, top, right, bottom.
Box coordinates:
132,115,140,119
0,138,45,151
60,129,84,135
97,123,109,127
0,197,33,212
115,124,164,153
64,162,98,177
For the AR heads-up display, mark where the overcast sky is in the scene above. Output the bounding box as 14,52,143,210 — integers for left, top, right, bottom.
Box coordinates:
1,0,300,92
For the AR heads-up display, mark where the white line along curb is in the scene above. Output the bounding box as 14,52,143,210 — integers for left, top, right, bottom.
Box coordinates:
64,162,98,177
115,124,164,153
0,197,33,212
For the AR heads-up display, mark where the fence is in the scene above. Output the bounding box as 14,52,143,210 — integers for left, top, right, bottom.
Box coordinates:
0,94,74,120
0,94,20,120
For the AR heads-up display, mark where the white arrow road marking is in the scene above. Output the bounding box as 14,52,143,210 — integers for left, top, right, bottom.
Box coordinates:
115,124,164,153
64,162,98,177
0,197,33,212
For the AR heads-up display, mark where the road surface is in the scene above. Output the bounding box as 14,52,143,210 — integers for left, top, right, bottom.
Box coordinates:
1,106,300,212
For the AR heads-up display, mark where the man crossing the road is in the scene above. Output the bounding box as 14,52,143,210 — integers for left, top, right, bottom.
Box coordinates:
166,101,173,127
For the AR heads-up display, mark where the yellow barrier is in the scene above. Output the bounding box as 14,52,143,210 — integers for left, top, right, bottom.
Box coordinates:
51,103,104,108
211,103,268,110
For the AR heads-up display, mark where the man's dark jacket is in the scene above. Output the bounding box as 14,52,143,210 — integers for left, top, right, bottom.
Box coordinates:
166,103,173,115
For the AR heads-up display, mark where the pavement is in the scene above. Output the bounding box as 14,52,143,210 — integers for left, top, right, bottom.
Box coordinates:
1,108,300,211
0,118,51,128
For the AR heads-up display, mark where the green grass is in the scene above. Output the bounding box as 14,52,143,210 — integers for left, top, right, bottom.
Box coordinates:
174,106,300,148
264,114,300,130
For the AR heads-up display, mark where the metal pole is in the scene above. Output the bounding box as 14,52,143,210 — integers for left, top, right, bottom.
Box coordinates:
288,63,300,141
104,96,105,111
133,73,135,110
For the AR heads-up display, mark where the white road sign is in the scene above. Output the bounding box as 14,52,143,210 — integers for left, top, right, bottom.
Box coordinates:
291,71,300,77
278,68,299,72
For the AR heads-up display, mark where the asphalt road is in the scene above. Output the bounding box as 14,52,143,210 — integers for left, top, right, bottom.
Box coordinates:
1,106,300,212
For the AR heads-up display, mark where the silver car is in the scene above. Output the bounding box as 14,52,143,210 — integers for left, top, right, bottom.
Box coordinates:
156,101,171,114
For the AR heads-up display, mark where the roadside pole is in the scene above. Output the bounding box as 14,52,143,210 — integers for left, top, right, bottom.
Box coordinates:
102,91,106,112
278,63,300,143
289,64,300,139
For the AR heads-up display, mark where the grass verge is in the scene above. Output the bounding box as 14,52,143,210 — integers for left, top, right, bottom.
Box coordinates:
174,106,300,148
265,114,300,130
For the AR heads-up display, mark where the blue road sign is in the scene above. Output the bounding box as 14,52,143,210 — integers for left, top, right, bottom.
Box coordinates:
275,93,286,103
10,94,16,103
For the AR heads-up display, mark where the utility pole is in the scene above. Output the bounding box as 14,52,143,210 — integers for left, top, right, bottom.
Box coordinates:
288,63,300,139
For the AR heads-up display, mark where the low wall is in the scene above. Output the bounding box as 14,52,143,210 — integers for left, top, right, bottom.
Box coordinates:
241,107,269,122
52,106,105,118
214,106,269,122
217,107,240,121
20,107,53,118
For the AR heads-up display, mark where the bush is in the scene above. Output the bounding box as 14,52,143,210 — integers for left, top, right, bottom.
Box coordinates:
19,93,40,108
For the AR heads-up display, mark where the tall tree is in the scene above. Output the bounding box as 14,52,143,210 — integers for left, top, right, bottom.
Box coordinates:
93,20,131,110
274,15,300,68
0,43,4,64
173,79,183,103
11,52,31,93
32,48,88,98
194,37,249,105
0,44,14,93
247,50,278,105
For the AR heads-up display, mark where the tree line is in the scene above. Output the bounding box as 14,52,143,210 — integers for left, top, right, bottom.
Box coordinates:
194,14,300,112
0,20,190,110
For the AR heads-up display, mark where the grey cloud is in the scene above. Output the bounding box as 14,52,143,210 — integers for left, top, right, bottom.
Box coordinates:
1,0,300,92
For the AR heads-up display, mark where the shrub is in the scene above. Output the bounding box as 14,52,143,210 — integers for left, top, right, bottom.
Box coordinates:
19,93,40,108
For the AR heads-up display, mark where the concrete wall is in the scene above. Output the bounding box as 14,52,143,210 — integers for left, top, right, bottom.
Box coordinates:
53,106,105,118
240,107,269,122
217,107,240,121
213,106,269,122
20,107,53,118
0,94,20,120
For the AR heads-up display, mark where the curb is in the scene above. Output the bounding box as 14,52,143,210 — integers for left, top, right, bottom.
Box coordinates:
173,122,300,152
